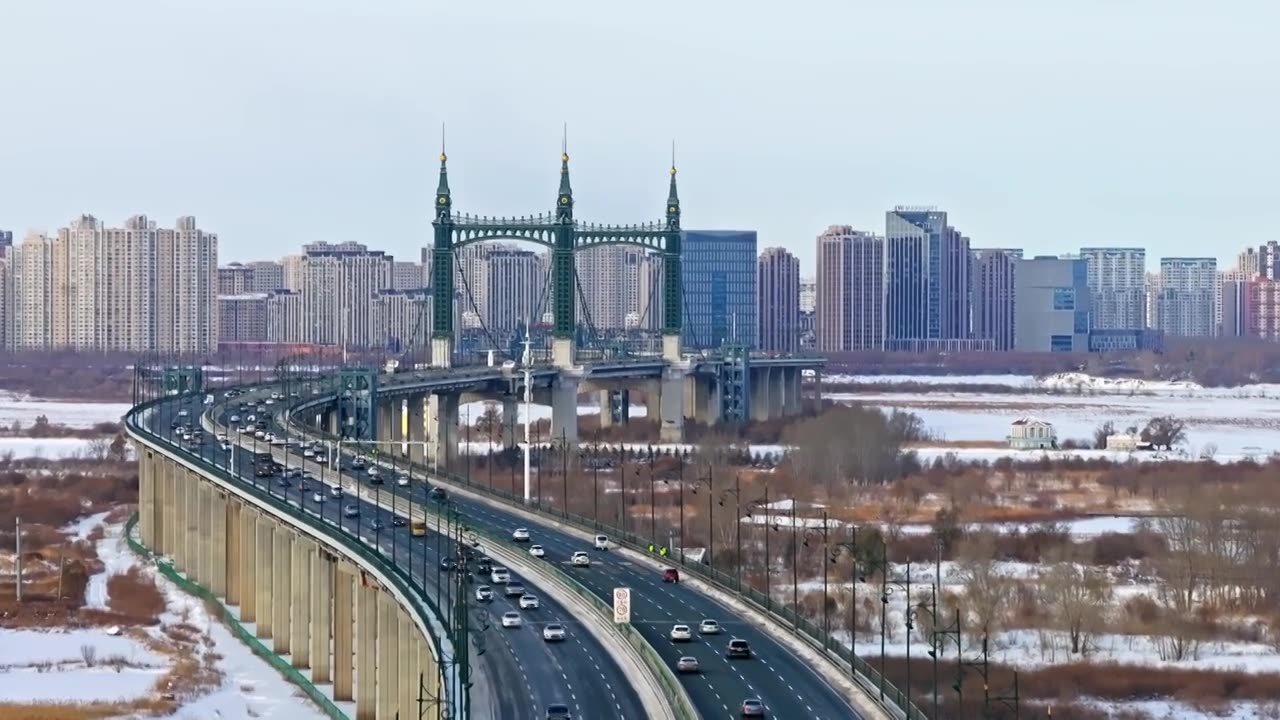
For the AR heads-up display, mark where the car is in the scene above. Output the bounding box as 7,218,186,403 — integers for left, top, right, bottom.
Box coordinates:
276,477,291,488
440,557,458,571
396,476,409,487
475,586,494,602
726,638,751,659
263,432,276,443
298,481,309,492
264,398,275,405
570,551,590,567
367,466,380,477
529,544,546,558
669,624,692,642
329,485,344,498
504,583,525,597
312,492,326,503
428,487,447,501
545,704,572,719
519,594,540,610
501,612,522,628
246,414,256,423
663,568,680,583
512,528,530,542
314,454,329,465
229,414,240,423
370,519,384,531
286,467,303,478
351,457,366,469
676,656,700,674
343,504,359,518
220,442,231,451
476,558,493,574
740,698,765,717
699,619,722,635
490,567,510,584
542,623,566,641
303,448,315,458
215,434,228,443
254,430,266,439
594,534,609,550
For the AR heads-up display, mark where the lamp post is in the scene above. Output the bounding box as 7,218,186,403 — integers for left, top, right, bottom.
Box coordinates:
716,474,743,591
647,444,656,547
689,466,715,570
743,488,770,606
592,431,601,531
799,515,827,631
828,526,859,667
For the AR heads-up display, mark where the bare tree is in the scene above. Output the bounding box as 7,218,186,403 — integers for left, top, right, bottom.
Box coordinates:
1141,416,1187,450
1092,421,1116,450
1042,561,1112,655
956,534,1012,640
86,437,112,461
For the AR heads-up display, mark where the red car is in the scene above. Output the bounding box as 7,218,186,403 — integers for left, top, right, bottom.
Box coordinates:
662,568,680,583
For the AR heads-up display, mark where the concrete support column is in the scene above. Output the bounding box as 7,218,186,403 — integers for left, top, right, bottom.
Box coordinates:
240,507,257,620
377,593,397,719
210,491,227,597
271,528,292,655
226,501,242,606
549,376,579,447
176,469,191,573
333,566,355,701
417,640,435,720
138,451,154,548
426,392,460,468
750,367,772,423
355,581,378,720
430,336,453,369
659,371,686,443
643,381,661,425
407,393,426,465
662,332,681,363
311,552,334,683
377,401,396,446
290,538,312,668
198,482,212,587
597,390,615,429
552,336,575,369
254,517,273,638
397,610,414,719
786,367,803,415
502,395,518,449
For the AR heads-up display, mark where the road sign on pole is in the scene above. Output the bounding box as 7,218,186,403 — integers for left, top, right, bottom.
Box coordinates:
612,587,631,624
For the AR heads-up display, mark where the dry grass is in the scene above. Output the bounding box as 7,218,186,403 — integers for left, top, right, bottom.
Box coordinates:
0,699,173,720
106,567,165,622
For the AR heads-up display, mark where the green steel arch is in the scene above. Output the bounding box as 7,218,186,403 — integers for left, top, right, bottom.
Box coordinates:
430,151,682,341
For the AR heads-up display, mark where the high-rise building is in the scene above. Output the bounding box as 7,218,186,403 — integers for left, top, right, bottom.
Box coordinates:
298,242,393,348
485,247,545,336
681,230,757,349
815,226,883,352
392,261,424,290
1013,255,1091,352
1079,248,1146,330
1260,241,1280,281
883,208,971,351
799,277,816,314
0,256,10,348
1156,257,1217,337
218,263,253,295
633,252,665,331
577,245,633,331
11,215,216,354
970,248,1022,352
244,261,284,292
371,289,430,352
218,293,269,343
1238,248,1260,278
756,247,799,353
266,290,305,344
0,230,13,258
281,254,305,291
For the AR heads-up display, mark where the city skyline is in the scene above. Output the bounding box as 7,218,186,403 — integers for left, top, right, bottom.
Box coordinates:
3,2,1278,274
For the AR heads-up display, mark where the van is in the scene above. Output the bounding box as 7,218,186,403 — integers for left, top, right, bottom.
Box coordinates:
593,534,609,551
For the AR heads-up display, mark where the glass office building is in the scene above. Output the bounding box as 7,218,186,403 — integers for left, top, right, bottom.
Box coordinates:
681,230,758,349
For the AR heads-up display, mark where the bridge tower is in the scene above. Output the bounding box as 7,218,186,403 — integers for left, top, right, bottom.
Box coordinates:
428,141,684,369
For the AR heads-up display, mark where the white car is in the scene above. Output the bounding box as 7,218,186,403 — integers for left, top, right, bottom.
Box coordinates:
367,466,380,477
670,624,693,642
519,594,540,610
570,551,590,567
216,434,228,443
246,414,256,423
490,568,511,584
512,528,530,543
698,619,722,635
475,586,494,602
542,623,566,641
229,414,240,423
254,430,266,439
265,398,275,405
501,612,522,628
397,476,409,487
303,448,315,458
529,545,546,558
314,454,329,465
594,534,609,550
264,432,276,443
312,492,326,503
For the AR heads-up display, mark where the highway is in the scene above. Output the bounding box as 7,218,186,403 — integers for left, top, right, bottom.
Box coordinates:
146,393,646,720
270,386,865,719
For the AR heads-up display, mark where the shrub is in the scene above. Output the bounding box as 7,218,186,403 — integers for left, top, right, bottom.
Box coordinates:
106,568,165,621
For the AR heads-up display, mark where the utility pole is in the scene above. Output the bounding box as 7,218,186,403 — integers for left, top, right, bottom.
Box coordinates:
521,328,533,505
14,516,21,603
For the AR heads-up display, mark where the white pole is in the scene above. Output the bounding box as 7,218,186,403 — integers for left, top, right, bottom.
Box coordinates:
14,516,21,603
521,329,532,504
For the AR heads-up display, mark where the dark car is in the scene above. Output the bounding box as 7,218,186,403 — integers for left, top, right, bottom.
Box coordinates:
726,639,751,659
428,487,447,501
370,519,384,531
663,568,680,583
476,558,493,574
440,557,458,571
545,704,572,720
392,517,406,528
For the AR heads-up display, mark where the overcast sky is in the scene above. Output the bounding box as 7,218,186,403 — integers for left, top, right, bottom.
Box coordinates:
2,1,1277,273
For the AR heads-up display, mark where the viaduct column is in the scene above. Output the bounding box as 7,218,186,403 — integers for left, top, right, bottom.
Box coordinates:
290,537,312,668
549,376,579,448
426,392,460,469
210,490,227,597
271,527,293,655
377,593,398,719
407,393,426,464
750,367,773,423
659,370,686,443
355,580,378,719
502,395,518,449
254,516,273,639
226,500,242,607
333,565,355,701
311,552,334,683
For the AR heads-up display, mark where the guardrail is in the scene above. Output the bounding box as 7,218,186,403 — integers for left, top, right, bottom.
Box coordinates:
126,393,461,718
123,513,348,720
282,393,920,720
427,509,698,720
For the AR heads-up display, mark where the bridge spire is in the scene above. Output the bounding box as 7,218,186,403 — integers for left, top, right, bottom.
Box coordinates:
556,124,573,219
436,124,451,212
666,140,680,229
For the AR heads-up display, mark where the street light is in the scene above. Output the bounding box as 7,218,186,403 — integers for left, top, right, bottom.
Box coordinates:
716,474,743,591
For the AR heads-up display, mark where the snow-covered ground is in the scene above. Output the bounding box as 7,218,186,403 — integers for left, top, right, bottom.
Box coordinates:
0,515,330,718
0,395,128,429
827,371,1280,398
459,399,648,424
0,437,106,459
